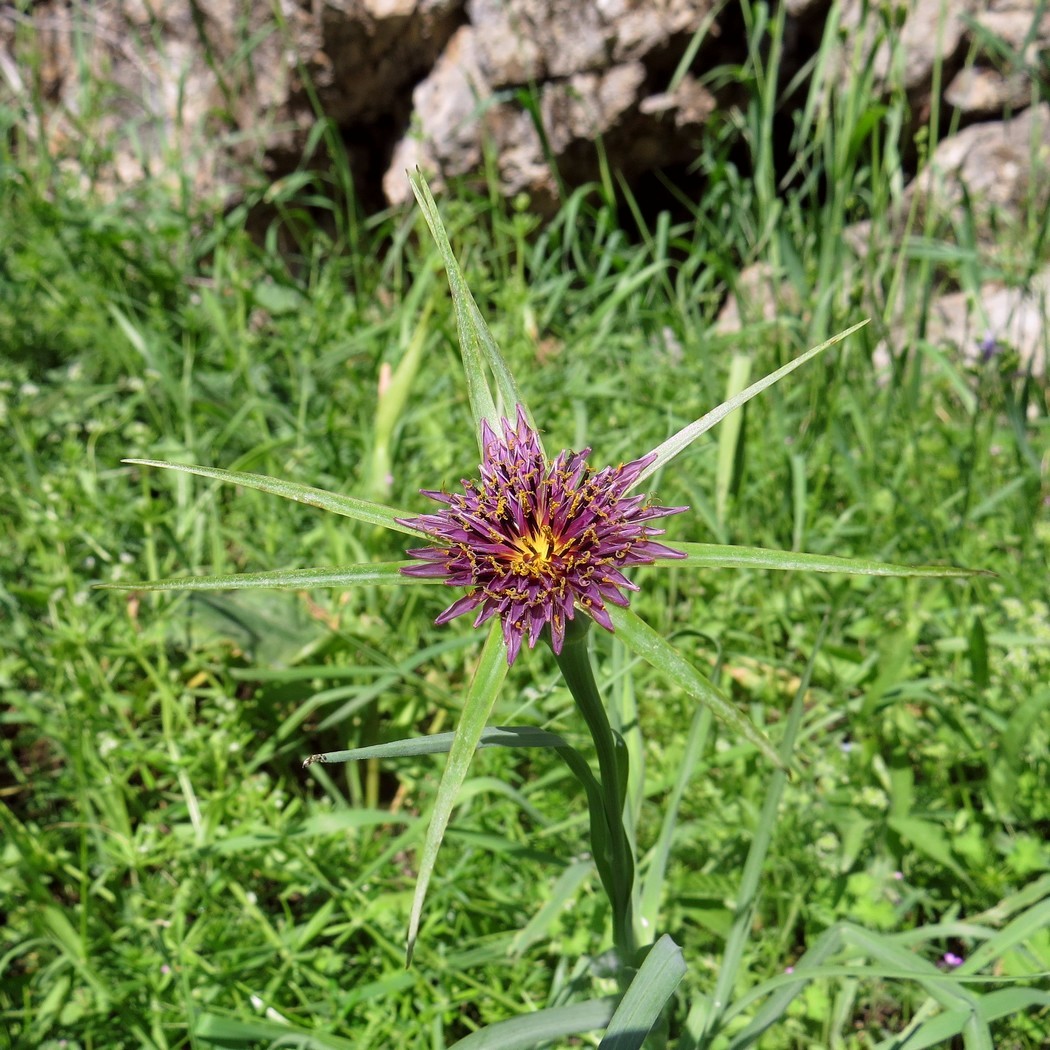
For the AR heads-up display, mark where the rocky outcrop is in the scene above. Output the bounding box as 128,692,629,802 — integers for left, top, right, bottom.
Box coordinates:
384,0,722,209
4,0,1047,211
716,103,1050,376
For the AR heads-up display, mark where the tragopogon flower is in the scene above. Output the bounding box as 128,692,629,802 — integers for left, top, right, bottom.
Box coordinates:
398,406,687,663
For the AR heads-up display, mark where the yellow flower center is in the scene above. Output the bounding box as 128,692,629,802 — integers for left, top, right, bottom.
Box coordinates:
508,526,568,577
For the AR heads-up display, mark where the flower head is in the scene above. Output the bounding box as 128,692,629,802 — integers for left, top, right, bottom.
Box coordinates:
399,406,686,663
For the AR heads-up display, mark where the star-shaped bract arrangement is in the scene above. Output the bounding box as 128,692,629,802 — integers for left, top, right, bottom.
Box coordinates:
102,172,984,973
399,406,687,663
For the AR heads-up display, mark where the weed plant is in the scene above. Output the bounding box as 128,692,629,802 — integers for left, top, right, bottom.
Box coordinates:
2,2,1049,1048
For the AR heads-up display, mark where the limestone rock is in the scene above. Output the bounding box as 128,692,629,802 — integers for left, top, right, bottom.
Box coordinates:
921,268,1049,377
384,0,722,208
4,0,1048,211
837,0,979,96
945,2,1050,115
906,103,1050,233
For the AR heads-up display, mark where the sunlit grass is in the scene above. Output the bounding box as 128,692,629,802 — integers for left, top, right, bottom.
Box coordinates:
2,1,1048,1046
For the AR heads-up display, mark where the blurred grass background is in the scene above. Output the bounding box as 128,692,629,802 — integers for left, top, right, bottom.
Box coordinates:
1,2,1048,1047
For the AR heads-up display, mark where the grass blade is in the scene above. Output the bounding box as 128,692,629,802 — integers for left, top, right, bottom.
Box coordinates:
510,859,594,957
195,1011,360,1048
698,626,824,1044
638,703,714,935
715,352,752,529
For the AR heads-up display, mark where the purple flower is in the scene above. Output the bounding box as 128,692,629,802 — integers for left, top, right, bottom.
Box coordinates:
398,406,687,664
978,331,1001,361
942,951,964,968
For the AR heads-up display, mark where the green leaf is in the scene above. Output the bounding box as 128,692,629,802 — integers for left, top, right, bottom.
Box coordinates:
715,352,752,529
406,619,509,963
510,859,594,957
977,988,1050,1022
606,605,783,769
303,725,570,765
725,920,983,1050
96,561,433,592
888,816,974,887
408,170,536,446
633,319,870,487
960,895,1050,975
195,1011,361,1048
448,998,618,1049
968,614,990,688
672,542,990,577
639,702,714,934
123,459,424,538
598,935,686,1049
369,293,434,498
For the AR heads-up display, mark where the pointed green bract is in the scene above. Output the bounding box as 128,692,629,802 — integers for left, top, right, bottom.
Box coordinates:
97,562,430,592
406,619,509,964
632,319,870,488
670,542,992,577
124,459,424,538
408,171,539,451
606,605,784,769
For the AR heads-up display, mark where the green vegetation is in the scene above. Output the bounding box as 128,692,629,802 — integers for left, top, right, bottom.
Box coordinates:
2,3,1048,1048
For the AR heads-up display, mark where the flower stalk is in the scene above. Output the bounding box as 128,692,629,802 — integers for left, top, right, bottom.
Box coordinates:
551,615,637,964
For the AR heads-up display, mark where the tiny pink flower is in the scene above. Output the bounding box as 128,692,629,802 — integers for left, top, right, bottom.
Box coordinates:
942,951,964,967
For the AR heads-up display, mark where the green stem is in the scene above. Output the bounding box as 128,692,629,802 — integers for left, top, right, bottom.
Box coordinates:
551,616,637,964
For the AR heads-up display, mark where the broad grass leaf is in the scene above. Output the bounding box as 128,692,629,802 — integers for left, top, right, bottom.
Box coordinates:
598,934,686,1049
194,1012,361,1048
888,816,974,887
448,998,618,1049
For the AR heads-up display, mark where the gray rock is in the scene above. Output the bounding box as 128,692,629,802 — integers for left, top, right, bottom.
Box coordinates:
4,0,1047,211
